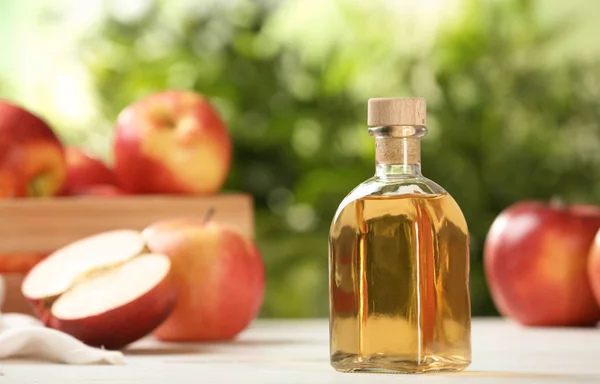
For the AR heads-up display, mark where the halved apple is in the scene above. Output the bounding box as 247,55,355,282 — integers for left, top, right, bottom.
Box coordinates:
21,230,177,349
22,230,146,320
49,253,176,349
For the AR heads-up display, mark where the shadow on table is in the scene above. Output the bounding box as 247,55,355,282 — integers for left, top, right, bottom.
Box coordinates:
124,337,319,355
229,338,322,347
124,346,204,356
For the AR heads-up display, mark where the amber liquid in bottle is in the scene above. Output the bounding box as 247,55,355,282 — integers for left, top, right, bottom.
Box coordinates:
329,98,471,373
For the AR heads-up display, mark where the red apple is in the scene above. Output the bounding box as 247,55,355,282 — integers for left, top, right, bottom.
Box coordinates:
0,100,66,197
587,232,600,307
0,167,17,198
61,147,116,194
22,230,176,349
0,139,15,196
142,215,265,341
113,90,231,195
68,184,127,197
484,200,600,326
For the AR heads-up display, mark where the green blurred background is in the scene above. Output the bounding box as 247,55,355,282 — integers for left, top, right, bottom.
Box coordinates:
1,0,600,317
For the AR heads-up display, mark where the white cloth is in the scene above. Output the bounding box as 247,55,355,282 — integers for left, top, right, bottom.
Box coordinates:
0,275,124,364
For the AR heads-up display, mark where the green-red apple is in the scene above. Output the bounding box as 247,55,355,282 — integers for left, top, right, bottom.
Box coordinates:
61,147,117,195
143,217,265,341
113,90,231,195
484,201,600,326
0,100,66,197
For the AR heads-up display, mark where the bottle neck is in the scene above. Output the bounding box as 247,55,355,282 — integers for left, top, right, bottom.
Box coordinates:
369,125,425,178
376,162,422,178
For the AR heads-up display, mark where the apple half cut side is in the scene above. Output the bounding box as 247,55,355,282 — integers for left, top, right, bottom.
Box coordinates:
49,253,176,350
22,230,147,323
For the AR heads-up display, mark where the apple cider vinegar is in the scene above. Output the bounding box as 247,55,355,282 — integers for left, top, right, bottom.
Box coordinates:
329,98,471,373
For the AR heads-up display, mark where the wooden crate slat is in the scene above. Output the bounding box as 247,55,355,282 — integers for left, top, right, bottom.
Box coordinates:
0,194,253,253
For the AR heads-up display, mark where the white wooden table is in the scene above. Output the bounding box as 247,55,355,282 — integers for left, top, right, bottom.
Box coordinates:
1,319,599,383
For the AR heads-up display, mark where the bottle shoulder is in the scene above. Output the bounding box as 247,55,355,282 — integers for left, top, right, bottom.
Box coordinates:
331,174,466,229
335,175,443,210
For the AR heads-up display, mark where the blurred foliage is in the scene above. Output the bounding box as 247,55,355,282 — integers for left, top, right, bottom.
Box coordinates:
70,0,600,317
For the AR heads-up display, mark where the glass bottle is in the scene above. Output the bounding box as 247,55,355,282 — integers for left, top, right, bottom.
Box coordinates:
329,98,471,373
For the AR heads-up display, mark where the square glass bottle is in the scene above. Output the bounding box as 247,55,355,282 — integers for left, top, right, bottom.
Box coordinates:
328,98,471,373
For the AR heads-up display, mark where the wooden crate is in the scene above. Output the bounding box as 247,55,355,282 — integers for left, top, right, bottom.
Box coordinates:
2,274,33,315
0,194,254,313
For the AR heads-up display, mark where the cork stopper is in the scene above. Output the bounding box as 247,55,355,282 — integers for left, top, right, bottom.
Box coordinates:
368,97,426,127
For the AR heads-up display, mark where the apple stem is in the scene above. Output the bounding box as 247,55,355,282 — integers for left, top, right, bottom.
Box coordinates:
203,207,215,225
550,195,566,210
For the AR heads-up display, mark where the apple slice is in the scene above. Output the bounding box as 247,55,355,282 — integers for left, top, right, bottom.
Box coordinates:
49,253,176,350
22,230,146,322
